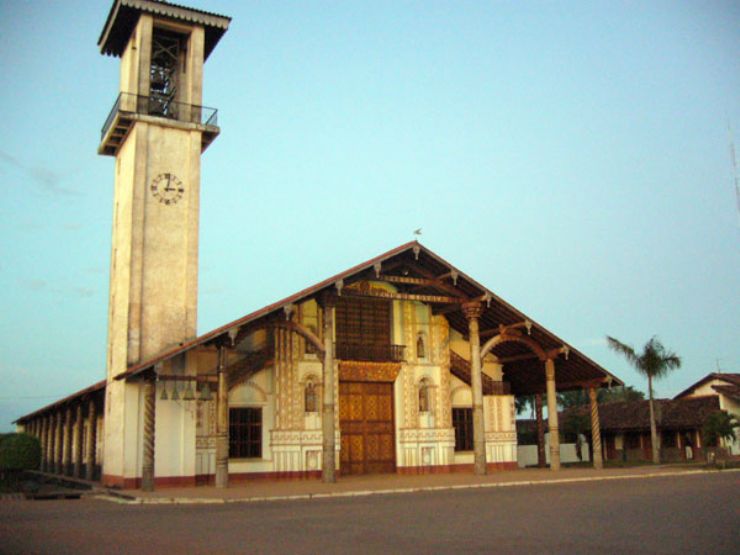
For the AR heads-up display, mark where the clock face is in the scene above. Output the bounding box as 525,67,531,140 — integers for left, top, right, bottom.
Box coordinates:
150,173,185,205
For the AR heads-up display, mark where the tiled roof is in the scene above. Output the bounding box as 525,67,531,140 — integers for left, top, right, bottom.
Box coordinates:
562,396,721,432
99,0,231,60
712,384,740,401
14,380,106,424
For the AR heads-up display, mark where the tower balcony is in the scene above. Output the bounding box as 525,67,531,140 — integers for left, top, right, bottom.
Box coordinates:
99,92,220,156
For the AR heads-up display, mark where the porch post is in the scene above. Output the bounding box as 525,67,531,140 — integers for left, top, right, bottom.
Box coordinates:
45,414,53,473
85,398,97,481
62,406,73,475
215,345,229,488
54,411,63,474
545,358,560,471
73,403,84,478
142,379,156,491
588,386,603,469
39,417,48,472
535,393,546,468
463,302,487,475
321,294,337,483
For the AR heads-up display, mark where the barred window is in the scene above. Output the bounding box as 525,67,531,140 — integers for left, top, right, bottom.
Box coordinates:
229,407,261,458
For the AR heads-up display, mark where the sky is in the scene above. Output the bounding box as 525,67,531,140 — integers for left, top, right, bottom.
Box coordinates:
0,1,738,431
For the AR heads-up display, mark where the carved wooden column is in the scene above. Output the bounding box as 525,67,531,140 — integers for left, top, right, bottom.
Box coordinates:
589,386,604,470
73,403,84,478
463,302,487,475
321,294,337,483
215,344,229,488
54,411,63,474
62,406,73,475
545,358,560,471
142,379,156,491
39,417,47,472
85,398,97,481
535,393,546,468
44,415,53,472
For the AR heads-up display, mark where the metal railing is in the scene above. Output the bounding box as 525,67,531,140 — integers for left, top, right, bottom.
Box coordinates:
335,342,406,363
101,92,218,139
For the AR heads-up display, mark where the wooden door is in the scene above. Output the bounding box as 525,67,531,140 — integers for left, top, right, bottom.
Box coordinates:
339,381,395,475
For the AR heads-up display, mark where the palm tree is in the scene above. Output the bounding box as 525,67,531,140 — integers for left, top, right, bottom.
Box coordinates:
606,335,681,464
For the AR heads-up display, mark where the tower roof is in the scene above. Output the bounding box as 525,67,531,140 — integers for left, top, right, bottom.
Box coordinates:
98,0,231,60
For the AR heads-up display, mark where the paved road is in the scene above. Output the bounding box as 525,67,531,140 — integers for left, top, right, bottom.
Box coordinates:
1,472,737,554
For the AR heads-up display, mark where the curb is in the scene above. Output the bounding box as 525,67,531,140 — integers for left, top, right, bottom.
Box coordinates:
95,467,740,506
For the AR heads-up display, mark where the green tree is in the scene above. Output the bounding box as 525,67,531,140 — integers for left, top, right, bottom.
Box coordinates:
599,385,645,404
702,411,739,448
607,335,681,464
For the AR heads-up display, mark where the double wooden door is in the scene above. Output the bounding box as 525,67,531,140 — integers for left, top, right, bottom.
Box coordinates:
339,381,395,475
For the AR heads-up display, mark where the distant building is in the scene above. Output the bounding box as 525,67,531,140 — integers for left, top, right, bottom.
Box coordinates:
561,396,722,463
674,373,740,455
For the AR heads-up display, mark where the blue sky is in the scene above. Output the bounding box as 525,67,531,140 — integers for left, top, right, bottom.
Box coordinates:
0,1,738,430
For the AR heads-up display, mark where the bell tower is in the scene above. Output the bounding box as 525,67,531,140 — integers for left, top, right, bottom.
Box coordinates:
98,0,229,487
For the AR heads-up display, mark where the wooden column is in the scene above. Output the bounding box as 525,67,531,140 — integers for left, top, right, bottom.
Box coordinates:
463,302,487,475
215,345,229,488
54,410,63,474
588,386,604,470
142,379,156,491
321,295,337,483
62,407,73,475
545,358,560,471
39,418,47,472
45,414,54,473
535,393,546,468
85,398,97,481
73,403,84,478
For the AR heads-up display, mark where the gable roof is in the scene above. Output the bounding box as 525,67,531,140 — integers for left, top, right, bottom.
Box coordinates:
15,241,622,424
674,373,740,400
116,241,622,395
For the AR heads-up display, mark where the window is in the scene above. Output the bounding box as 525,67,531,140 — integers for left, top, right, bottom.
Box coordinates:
304,381,318,413
416,334,426,359
452,408,474,451
229,407,261,458
418,379,430,413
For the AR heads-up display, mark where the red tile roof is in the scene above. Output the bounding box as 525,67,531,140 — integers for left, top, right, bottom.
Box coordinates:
562,396,721,432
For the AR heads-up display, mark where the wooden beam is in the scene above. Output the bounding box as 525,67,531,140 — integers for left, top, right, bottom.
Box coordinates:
479,321,533,339
404,262,468,298
377,275,439,287
342,288,463,305
498,353,541,364
432,304,462,315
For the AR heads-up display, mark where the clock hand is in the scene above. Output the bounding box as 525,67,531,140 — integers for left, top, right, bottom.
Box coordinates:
165,174,174,192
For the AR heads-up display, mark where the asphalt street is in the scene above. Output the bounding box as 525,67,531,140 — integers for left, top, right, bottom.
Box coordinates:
1,471,737,554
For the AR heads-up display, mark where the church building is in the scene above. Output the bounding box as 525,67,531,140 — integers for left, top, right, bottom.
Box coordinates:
15,0,622,490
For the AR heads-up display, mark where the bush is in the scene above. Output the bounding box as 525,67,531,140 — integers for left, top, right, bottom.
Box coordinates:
703,411,738,448
0,433,41,472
